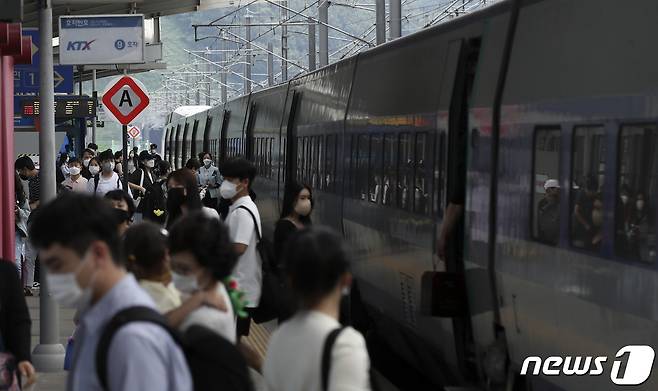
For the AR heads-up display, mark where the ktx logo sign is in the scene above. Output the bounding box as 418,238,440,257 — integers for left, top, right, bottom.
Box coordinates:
66,40,95,51
521,345,655,386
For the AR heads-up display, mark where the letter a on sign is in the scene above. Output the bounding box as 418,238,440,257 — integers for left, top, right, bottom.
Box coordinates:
119,90,133,107
102,76,150,125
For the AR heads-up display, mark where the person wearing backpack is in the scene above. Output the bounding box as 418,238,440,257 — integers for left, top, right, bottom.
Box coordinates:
29,194,192,391
220,158,262,337
128,151,156,221
263,228,373,391
87,150,125,197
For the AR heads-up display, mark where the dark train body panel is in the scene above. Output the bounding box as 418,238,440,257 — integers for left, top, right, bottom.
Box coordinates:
163,1,658,389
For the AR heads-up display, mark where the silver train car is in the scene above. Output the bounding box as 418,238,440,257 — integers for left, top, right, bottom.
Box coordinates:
164,0,658,389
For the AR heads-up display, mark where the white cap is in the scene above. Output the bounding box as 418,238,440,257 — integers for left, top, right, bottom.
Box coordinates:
544,179,560,190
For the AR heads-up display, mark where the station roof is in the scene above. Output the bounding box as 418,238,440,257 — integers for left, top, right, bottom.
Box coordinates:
20,0,238,31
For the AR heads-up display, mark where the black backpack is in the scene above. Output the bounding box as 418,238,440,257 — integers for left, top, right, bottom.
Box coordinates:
237,206,283,323
95,306,253,391
321,327,380,391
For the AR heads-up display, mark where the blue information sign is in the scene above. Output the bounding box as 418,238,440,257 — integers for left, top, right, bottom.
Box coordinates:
14,28,74,94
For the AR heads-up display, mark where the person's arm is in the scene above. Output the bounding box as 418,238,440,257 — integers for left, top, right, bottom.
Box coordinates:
230,208,255,256
574,204,590,231
437,203,464,260
165,290,227,328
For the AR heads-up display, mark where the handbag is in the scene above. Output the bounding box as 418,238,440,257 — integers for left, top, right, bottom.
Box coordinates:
237,206,282,323
0,332,20,391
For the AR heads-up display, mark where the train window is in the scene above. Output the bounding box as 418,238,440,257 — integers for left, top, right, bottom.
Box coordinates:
369,134,383,203
532,128,561,245
296,137,303,183
357,134,369,200
414,132,431,214
382,134,397,206
615,124,657,263
318,136,325,190
398,133,413,210
570,126,606,251
311,136,318,188
326,135,336,192
433,133,446,215
349,135,358,197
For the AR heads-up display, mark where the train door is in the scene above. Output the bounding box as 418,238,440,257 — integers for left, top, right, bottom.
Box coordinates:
282,91,301,196
245,102,257,160
219,110,230,163
428,37,482,379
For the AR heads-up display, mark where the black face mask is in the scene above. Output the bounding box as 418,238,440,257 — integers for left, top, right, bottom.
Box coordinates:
113,208,131,224
167,188,186,212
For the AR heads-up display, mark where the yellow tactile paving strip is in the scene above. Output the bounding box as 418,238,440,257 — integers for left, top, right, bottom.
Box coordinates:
243,321,271,360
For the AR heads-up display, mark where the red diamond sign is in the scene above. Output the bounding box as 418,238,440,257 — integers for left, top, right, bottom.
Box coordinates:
127,125,140,139
101,76,150,125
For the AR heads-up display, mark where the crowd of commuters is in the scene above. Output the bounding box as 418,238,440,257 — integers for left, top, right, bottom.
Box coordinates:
1,143,374,391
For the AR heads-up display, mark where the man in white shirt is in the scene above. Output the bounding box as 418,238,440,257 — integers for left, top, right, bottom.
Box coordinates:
220,158,262,338
61,159,88,193
88,150,125,196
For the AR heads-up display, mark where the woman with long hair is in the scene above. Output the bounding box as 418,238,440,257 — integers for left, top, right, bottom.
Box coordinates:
274,182,313,264
165,169,218,229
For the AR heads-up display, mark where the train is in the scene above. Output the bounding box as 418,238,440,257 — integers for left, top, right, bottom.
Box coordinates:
164,0,658,389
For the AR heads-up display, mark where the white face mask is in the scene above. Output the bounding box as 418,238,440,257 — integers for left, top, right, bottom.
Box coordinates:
171,271,199,294
46,271,92,309
146,160,155,168
83,158,91,168
89,165,100,176
203,159,212,167
102,161,115,173
69,166,81,176
294,199,312,217
220,181,238,199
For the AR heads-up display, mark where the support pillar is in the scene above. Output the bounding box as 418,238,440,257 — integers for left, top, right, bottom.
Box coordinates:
318,0,329,67
32,0,66,372
0,56,16,262
267,42,274,86
244,15,252,94
281,0,288,81
91,69,97,144
308,17,316,72
220,33,227,103
375,0,386,45
389,0,401,39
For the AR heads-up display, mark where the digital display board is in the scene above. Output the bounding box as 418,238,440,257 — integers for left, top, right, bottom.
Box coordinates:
21,97,96,118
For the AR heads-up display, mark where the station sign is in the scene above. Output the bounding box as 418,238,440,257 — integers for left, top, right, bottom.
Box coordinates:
21,96,96,118
59,15,144,65
14,28,74,94
101,76,150,125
